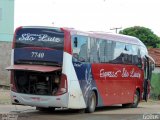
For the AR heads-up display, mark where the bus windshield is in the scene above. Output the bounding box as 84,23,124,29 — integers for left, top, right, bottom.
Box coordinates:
15,27,64,50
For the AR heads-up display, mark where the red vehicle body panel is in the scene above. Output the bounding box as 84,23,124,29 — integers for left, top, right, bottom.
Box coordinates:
92,63,143,105
61,28,72,54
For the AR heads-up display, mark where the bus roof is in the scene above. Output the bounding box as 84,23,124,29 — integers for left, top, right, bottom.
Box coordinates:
64,28,146,48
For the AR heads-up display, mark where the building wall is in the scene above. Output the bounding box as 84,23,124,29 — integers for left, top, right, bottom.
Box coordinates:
0,41,11,86
0,0,14,86
0,0,14,41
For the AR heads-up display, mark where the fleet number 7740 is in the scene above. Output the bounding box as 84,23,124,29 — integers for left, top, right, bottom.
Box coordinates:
31,52,45,58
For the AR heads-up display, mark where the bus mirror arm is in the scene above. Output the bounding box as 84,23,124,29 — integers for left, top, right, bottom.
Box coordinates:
74,37,78,47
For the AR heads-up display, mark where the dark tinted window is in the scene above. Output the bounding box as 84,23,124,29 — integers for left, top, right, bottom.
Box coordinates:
99,39,115,62
110,42,124,64
98,39,141,65
72,35,88,62
71,34,142,66
90,38,99,63
15,28,64,50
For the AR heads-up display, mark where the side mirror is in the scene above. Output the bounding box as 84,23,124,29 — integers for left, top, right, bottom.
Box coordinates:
74,37,78,47
151,64,155,71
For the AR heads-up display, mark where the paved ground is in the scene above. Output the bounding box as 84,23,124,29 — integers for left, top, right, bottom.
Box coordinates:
0,102,160,120
0,89,160,120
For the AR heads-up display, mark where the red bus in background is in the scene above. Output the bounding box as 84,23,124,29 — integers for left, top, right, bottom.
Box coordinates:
7,26,155,113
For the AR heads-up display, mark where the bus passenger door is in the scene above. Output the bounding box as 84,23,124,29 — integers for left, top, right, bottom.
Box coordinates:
143,57,150,101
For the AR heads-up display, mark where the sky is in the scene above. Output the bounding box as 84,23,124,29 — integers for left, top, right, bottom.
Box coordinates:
15,0,160,35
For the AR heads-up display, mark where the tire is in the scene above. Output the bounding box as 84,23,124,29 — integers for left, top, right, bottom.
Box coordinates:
122,90,140,108
158,95,160,100
85,91,96,113
36,107,55,112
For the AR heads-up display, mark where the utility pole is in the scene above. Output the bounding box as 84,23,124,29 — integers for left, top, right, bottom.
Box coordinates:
110,27,122,33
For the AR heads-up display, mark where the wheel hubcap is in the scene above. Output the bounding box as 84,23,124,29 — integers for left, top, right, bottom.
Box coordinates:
90,96,95,110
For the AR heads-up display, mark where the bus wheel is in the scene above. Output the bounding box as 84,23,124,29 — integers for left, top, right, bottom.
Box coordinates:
122,90,140,108
86,91,96,113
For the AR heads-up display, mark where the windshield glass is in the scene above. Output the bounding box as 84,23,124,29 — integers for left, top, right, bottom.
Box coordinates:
15,27,64,50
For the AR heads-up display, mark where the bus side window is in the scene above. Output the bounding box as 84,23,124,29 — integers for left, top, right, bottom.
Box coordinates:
79,43,88,62
124,44,132,64
99,39,115,63
72,35,88,62
99,40,106,63
90,38,99,63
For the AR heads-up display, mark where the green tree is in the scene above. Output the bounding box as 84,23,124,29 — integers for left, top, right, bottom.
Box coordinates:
119,26,160,48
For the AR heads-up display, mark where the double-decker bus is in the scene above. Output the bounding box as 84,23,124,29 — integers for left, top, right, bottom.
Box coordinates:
7,26,155,113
